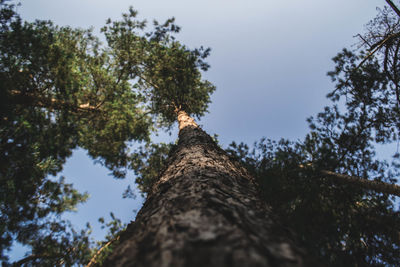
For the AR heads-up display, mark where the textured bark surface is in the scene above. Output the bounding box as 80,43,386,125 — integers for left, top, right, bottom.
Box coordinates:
103,123,308,267
177,110,198,130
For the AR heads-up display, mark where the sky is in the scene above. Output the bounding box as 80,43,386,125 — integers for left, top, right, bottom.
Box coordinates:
10,0,391,261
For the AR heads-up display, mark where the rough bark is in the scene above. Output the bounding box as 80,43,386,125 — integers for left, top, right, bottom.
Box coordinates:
177,110,198,130
103,114,308,267
321,170,400,197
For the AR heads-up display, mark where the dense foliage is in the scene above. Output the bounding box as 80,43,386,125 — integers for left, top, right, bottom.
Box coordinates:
328,6,400,144
227,115,400,266
0,1,214,265
100,8,215,127
2,0,400,266
225,6,400,266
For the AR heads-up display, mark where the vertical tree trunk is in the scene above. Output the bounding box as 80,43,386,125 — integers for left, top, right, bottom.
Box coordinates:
103,112,308,267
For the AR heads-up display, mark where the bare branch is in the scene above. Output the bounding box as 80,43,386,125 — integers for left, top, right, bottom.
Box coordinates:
385,0,400,18
12,253,62,267
344,32,400,86
86,236,120,267
321,170,400,197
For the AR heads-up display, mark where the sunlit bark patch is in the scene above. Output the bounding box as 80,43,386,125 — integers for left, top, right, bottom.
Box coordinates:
177,110,198,130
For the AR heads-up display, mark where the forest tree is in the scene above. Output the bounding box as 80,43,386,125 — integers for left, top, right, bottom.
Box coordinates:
1,1,400,266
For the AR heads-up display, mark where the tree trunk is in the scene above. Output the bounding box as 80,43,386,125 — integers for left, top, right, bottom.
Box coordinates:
103,112,308,267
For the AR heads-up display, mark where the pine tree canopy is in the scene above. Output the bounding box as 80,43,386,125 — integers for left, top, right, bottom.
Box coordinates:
2,0,400,266
101,7,215,127
224,6,400,266
327,6,400,144
0,1,214,264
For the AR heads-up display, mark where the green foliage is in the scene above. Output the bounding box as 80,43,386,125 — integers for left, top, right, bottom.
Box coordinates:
140,39,215,125
225,6,400,265
8,1,400,266
101,7,215,127
0,2,89,260
87,213,126,266
1,1,215,264
2,220,93,266
227,114,400,266
327,7,400,144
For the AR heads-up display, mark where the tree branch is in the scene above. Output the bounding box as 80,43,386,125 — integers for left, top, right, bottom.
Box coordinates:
344,32,400,87
85,235,120,267
9,90,102,113
385,0,400,18
356,33,395,70
12,253,62,266
321,170,400,197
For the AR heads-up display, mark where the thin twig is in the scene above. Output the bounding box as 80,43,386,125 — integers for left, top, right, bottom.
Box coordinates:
85,236,120,267
356,33,372,48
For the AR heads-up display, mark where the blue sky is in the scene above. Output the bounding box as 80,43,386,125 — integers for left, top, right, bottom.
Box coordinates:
10,0,391,260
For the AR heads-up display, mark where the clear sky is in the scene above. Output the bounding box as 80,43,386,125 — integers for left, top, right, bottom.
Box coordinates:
11,0,390,260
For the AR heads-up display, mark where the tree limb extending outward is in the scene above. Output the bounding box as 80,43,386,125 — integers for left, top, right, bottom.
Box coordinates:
9,90,102,113
385,0,400,18
354,33,400,73
12,253,62,267
322,170,400,197
86,236,120,267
